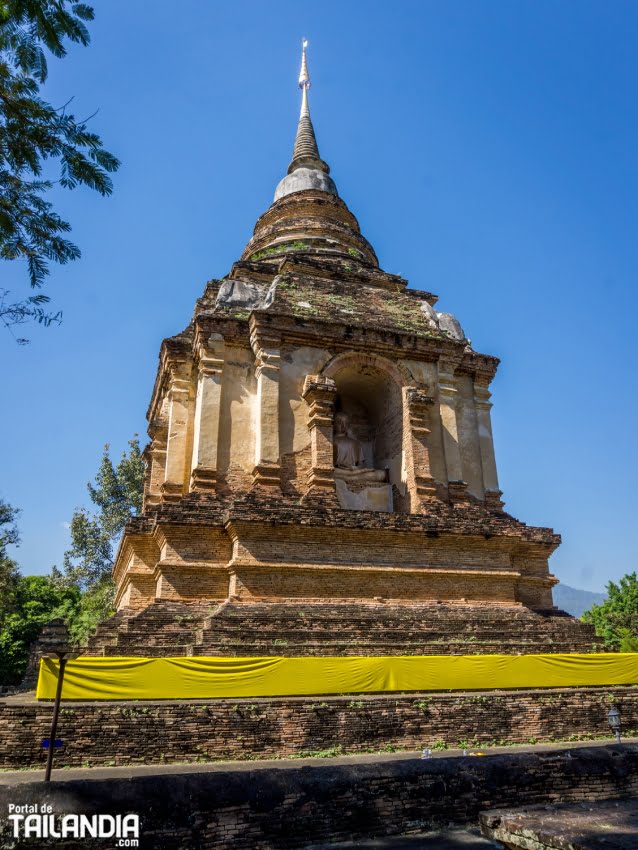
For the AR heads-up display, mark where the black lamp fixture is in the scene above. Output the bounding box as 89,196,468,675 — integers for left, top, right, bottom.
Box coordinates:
607,704,622,744
39,619,80,782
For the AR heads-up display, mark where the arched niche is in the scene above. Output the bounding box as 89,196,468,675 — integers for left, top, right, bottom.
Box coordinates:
322,353,406,499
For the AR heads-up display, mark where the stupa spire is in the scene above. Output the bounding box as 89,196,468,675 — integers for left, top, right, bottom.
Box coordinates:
298,37,310,88
288,39,328,175
273,39,338,201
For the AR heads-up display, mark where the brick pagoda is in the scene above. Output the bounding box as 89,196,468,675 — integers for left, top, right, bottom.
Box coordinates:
92,44,599,657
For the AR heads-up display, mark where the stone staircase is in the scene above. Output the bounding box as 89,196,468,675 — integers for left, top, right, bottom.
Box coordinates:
84,601,604,657
84,602,211,657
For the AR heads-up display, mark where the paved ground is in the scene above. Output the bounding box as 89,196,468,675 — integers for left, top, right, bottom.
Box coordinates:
1,737,635,785
481,799,638,849
309,829,498,848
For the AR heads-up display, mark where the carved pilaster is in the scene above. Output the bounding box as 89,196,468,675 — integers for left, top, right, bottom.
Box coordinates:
438,357,468,503
161,360,192,503
302,375,339,503
474,375,504,510
143,425,167,509
250,322,281,489
190,334,225,493
405,387,437,506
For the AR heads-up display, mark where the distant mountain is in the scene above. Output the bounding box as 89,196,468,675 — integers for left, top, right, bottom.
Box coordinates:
554,584,607,618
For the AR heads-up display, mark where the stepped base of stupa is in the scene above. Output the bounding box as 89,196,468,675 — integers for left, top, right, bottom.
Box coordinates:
114,496,568,613
84,599,602,658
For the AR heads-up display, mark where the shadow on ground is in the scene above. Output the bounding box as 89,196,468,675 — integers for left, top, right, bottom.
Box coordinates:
309,828,499,849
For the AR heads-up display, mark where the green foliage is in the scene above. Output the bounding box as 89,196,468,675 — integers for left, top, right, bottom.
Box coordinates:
617,628,638,653
56,436,143,643
0,0,120,339
64,576,114,646
0,575,80,686
0,497,21,626
0,440,142,682
0,287,61,343
0,496,20,554
582,572,638,649
289,746,345,759
61,437,144,590
249,241,309,262
0,557,20,625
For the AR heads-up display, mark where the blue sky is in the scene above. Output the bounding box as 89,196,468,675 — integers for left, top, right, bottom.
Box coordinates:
2,1,637,593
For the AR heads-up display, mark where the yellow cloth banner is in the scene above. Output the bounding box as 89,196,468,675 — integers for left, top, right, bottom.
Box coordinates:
36,653,638,701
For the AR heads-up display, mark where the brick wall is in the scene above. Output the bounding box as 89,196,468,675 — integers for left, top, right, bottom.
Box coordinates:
1,744,637,849
86,600,601,657
2,686,636,771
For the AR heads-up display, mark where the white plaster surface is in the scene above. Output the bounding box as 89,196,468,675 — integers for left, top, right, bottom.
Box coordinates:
279,346,332,454
335,480,393,512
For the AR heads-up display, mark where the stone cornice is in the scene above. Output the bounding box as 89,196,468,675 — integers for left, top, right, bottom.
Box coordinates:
457,350,500,384
193,304,479,367
193,314,253,350
245,309,462,363
129,492,561,549
219,500,560,550
112,531,159,587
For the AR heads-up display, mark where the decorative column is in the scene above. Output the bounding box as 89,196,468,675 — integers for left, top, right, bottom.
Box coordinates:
190,334,225,492
143,427,167,508
437,357,468,502
405,387,437,506
474,376,504,510
302,375,338,502
250,322,281,488
161,363,192,502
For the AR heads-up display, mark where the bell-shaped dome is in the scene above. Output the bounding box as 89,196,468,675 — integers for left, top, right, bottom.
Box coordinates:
274,167,337,201
241,41,378,269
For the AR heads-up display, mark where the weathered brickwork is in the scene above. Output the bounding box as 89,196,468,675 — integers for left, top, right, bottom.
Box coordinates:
84,600,602,658
2,687,636,770
113,494,566,615
108,51,589,671
112,177,563,615
480,799,638,849
1,745,637,849
280,447,313,497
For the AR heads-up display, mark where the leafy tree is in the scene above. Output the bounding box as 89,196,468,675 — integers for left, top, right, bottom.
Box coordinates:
0,439,143,681
62,437,144,588
58,437,144,642
0,497,21,625
616,628,638,653
0,499,80,684
0,0,120,341
64,575,113,646
0,574,80,685
582,572,638,650
0,496,20,553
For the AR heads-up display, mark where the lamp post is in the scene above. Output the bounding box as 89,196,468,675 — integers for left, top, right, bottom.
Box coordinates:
607,704,622,744
39,619,79,782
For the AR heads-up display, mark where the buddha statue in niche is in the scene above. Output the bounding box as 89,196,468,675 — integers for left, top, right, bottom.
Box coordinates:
333,411,386,483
